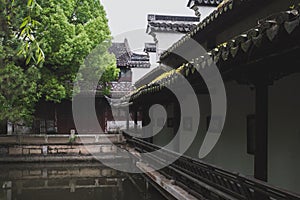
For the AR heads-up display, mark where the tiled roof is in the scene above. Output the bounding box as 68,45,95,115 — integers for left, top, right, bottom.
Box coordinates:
161,0,234,60
131,53,149,61
127,61,151,68
187,0,223,8
148,22,197,33
147,14,200,33
128,7,300,101
109,39,131,67
209,9,300,65
148,14,200,22
128,53,151,68
109,39,151,68
144,43,156,53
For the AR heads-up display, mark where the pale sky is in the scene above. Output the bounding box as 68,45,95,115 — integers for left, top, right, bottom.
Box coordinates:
100,0,194,37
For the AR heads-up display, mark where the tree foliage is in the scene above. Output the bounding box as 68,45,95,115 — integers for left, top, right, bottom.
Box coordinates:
33,0,119,101
0,0,41,123
0,0,119,123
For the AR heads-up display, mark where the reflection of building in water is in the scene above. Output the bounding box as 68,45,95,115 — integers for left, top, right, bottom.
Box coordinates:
0,163,161,200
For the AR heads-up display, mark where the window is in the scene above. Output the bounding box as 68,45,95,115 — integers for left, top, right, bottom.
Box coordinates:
40,120,46,133
39,120,56,134
46,120,56,133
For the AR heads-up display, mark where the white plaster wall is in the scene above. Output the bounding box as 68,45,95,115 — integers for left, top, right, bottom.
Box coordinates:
184,81,255,176
184,93,210,157
155,32,185,61
151,74,300,193
132,52,158,84
185,75,300,193
179,94,201,155
268,73,300,193
206,81,255,175
152,104,177,152
198,6,216,21
133,30,184,84
149,51,158,67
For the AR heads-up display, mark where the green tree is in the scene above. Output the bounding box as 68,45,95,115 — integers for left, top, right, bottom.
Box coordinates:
33,0,119,101
0,0,119,123
0,0,41,123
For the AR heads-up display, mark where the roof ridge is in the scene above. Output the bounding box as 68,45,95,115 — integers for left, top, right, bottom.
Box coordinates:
148,14,200,22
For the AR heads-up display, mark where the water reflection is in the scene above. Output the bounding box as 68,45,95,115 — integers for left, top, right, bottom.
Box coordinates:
0,163,165,200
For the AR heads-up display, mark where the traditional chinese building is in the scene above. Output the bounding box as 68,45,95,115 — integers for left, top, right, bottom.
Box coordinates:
108,39,150,98
135,14,200,88
147,14,200,60
106,39,150,131
126,0,300,195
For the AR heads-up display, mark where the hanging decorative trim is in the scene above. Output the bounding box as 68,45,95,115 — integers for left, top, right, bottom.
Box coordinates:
241,39,252,53
284,17,300,34
266,24,279,41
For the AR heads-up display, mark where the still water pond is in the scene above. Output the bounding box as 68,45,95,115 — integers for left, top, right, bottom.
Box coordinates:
0,163,166,200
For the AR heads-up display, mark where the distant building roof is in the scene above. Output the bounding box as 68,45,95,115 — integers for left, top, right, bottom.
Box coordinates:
148,22,198,33
127,61,151,68
144,43,156,53
109,39,131,67
109,39,151,68
187,0,223,8
148,14,200,22
128,52,151,68
131,53,149,61
147,14,200,34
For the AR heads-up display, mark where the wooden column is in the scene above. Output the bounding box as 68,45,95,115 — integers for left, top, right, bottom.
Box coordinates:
142,105,153,143
142,106,146,140
134,109,138,131
254,80,269,182
142,106,147,128
173,102,180,153
126,110,130,131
